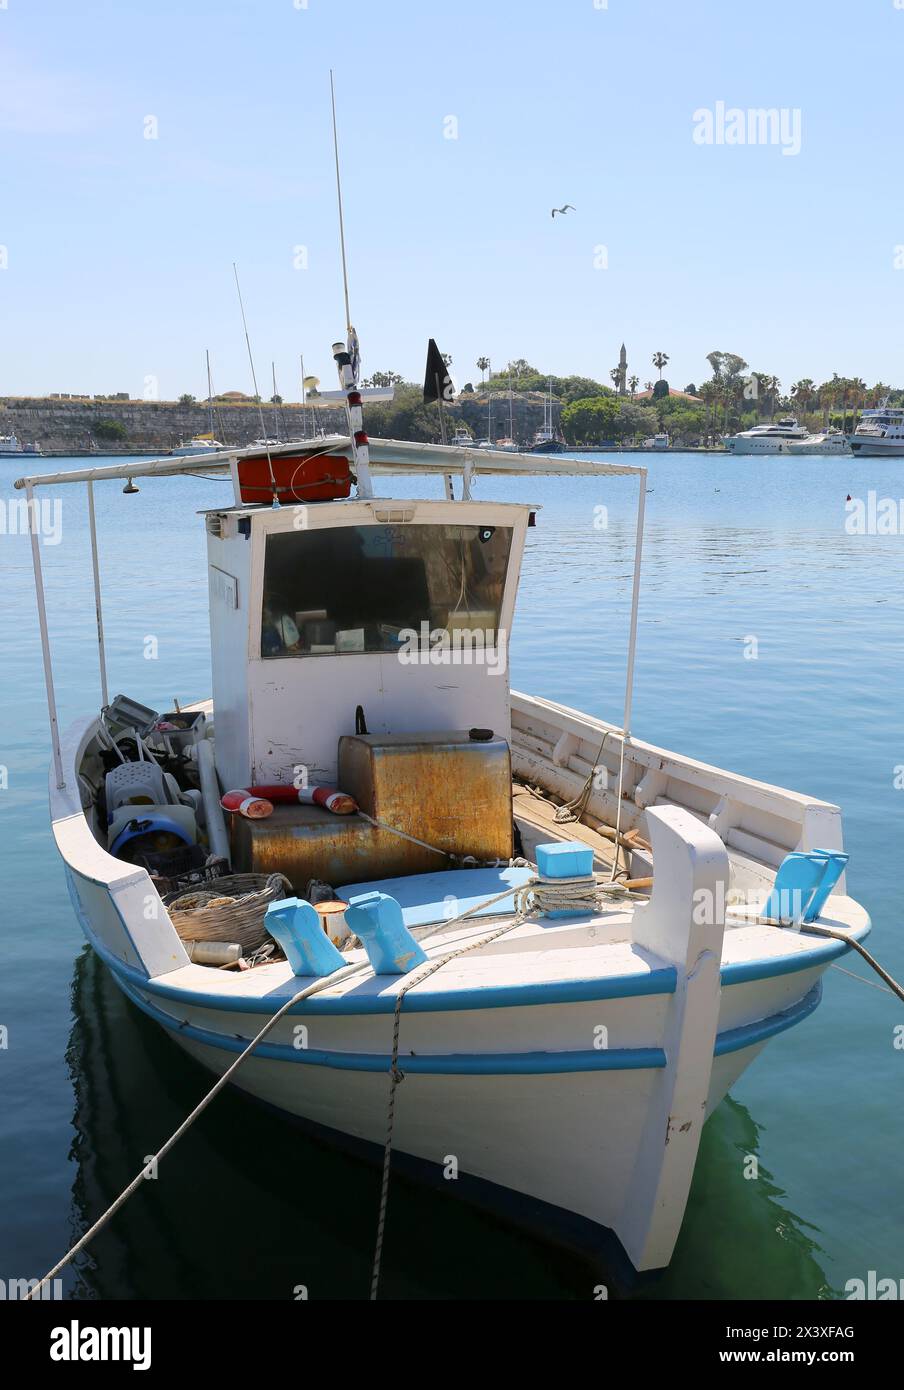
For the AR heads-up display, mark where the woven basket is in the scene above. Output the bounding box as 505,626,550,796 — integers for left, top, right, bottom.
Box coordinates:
166,873,292,953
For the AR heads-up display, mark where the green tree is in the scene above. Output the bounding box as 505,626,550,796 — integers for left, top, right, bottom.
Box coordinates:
362,383,445,442
178,393,196,405
561,396,620,444
92,418,127,441
663,406,706,443
616,401,659,441
652,351,669,380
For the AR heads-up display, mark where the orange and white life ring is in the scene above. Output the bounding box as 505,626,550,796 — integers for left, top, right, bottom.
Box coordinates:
220,789,274,819
248,784,359,815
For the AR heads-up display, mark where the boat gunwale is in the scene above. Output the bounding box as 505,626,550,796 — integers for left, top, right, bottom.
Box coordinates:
66,867,868,1016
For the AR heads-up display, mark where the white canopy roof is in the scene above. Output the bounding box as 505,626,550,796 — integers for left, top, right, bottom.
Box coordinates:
14,435,645,491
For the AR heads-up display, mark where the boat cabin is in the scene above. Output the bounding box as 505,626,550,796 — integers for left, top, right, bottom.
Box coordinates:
205,492,531,892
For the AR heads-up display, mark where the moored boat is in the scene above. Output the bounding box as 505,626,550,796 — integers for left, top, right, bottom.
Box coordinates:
171,434,224,457
724,417,809,454
846,399,904,456
18,380,870,1276
785,428,851,456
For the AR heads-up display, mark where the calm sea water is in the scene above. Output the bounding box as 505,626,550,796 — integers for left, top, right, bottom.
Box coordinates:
2,450,902,1300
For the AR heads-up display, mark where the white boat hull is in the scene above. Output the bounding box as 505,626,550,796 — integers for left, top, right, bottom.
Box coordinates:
725,437,793,454
846,436,904,457
54,699,869,1275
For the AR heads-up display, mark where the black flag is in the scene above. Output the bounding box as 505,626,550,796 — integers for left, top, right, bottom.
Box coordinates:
423,339,453,403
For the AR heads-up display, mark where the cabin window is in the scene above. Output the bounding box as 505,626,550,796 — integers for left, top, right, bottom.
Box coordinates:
261,523,513,658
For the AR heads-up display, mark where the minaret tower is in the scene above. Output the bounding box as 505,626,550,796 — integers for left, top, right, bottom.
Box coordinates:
617,343,628,396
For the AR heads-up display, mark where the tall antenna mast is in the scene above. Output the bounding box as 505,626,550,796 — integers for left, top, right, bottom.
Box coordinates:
330,69,352,333
329,71,373,498
232,263,279,504
271,361,281,443
205,349,214,437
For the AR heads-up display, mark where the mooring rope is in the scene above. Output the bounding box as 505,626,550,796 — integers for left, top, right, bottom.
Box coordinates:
28,878,541,1302
831,963,895,997
32,863,646,1303
749,914,904,1003
24,957,375,1300
799,921,904,1004
368,869,648,1298
370,898,531,1301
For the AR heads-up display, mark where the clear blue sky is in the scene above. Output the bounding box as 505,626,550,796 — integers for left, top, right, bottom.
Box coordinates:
1,0,901,401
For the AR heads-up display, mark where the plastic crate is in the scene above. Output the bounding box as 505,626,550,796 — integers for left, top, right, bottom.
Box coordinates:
134,846,229,897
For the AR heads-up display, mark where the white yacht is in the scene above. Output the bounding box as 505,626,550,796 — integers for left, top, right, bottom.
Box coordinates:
171,434,225,457
785,428,851,456
449,426,476,448
846,400,904,457
723,417,809,454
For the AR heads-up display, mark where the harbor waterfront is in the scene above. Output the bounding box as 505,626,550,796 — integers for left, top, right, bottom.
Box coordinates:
2,450,902,1300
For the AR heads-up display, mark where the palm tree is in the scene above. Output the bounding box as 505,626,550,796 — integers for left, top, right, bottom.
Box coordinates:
790,379,815,419
757,374,780,419
609,368,621,390
849,378,867,428
817,375,841,427
477,356,490,385
628,374,639,397
698,380,719,439
652,351,669,380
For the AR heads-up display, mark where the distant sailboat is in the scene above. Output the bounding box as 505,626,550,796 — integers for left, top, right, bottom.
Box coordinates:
531,380,565,453
171,350,224,456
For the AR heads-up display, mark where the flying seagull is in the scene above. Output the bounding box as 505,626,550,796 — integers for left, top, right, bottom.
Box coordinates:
551,204,576,218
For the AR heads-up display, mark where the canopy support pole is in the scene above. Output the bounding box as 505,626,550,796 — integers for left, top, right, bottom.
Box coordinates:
26,482,65,790
86,481,109,707
621,467,647,741
609,468,647,878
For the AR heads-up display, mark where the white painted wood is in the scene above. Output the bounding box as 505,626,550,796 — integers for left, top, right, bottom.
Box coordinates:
620,805,728,1269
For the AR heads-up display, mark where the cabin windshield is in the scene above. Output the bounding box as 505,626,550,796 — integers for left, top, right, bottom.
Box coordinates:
261,522,513,658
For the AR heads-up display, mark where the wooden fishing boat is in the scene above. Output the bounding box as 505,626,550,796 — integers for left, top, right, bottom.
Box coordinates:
19,408,870,1277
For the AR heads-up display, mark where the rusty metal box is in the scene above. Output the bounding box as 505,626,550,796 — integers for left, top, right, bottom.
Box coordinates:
230,802,383,895
338,730,513,878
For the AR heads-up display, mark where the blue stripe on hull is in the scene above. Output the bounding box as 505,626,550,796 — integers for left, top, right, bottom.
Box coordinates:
713,981,821,1055
112,969,823,1076
114,973,668,1074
